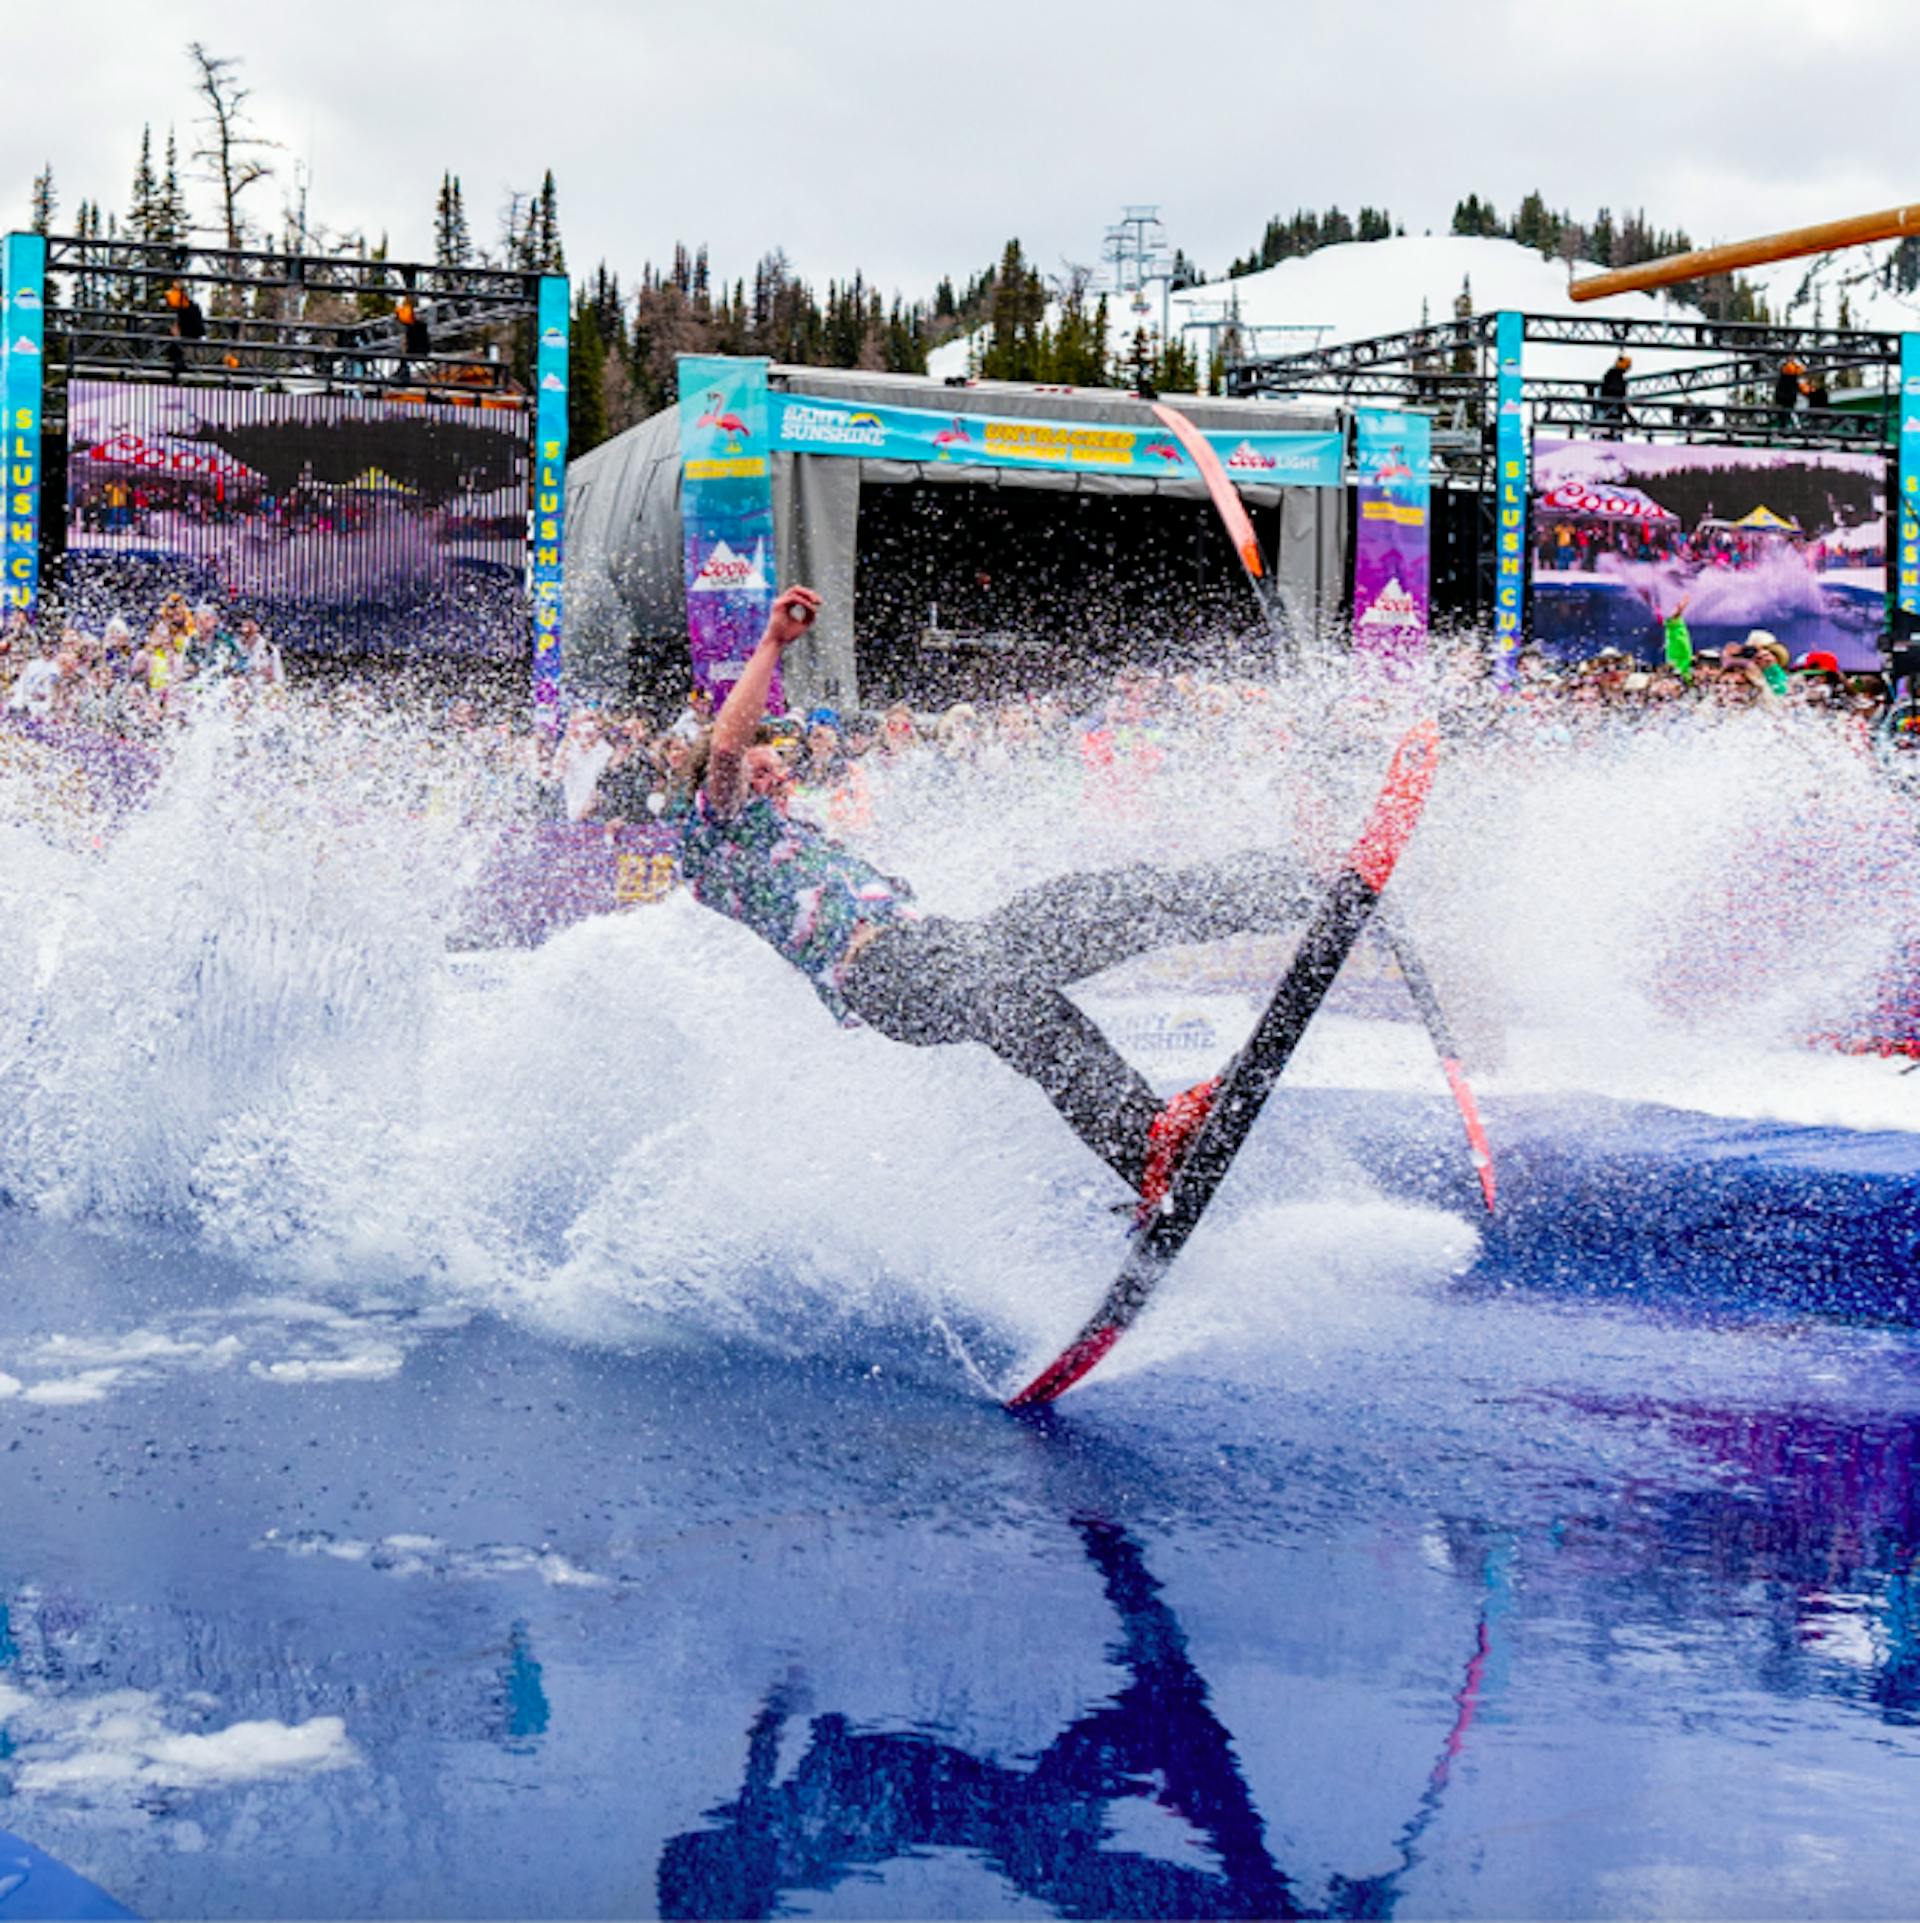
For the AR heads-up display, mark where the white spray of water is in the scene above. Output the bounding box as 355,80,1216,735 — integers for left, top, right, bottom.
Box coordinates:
0,668,1914,1388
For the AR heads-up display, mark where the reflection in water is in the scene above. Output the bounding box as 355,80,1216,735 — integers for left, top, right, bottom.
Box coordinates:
1551,1398,1920,1725
494,1620,550,1752
661,1397,1920,1921
661,1520,1507,1921
660,1520,1292,1919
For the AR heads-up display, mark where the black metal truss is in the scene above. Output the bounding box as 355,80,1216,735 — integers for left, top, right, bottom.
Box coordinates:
1619,353,1891,405
1232,310,1901,396
36,234,542,404
1530,401,1885,450
42,234,537,306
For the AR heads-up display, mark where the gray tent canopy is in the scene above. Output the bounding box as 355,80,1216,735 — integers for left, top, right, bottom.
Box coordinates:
564,366,1348,713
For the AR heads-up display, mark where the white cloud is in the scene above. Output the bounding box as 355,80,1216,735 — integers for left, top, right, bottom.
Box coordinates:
3,0,1914,296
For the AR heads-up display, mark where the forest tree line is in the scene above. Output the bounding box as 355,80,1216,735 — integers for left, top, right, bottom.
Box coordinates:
22,49,1906,459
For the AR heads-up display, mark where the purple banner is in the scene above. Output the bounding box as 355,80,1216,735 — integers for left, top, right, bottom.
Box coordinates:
677,355,780,708
464,819,681,948
1352,409,1431,663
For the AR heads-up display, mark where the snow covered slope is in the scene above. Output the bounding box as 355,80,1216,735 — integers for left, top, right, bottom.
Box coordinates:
928,232,1919,395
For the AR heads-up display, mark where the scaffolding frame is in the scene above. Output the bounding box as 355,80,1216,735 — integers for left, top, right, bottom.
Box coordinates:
37,234,544,418
1228,309,1907,634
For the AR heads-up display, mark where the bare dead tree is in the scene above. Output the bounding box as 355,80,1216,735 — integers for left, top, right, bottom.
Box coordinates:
186,41,279,258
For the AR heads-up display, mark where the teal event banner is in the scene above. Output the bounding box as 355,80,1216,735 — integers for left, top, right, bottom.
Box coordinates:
679,354,781,703
2,232,47,615
1899,332,1920,630
1493,310,1527,673
1352,408,1431,660
772,391,1343,486
530,273,569,719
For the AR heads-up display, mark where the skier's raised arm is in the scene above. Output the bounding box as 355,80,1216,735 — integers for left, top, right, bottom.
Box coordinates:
703,585,820,817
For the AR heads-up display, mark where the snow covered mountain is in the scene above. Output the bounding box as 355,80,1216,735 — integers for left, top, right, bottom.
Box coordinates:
928,232,1920,394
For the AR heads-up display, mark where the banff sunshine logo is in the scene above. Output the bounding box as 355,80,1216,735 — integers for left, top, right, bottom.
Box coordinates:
780,402,886,450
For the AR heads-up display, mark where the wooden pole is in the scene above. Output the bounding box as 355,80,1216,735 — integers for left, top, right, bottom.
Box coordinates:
1569,204,1920,303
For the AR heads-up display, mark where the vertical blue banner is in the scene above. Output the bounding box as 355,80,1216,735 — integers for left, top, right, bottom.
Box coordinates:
1,232,47,616
1493,310,1527,675
678,354,780,705
531,273,569,720
1898,333,1920,636
1352,407,1432,664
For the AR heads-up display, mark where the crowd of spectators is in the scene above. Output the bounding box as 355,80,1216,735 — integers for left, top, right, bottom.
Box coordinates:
528,634,1920,836
0,593,284,732
4,593,1917,839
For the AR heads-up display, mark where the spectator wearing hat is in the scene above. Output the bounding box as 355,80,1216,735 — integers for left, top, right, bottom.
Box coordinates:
1742,633,1790,698
1788,649,1844,712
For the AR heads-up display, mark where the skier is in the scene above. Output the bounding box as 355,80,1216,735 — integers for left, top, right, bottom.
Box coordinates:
678,586,1319,1201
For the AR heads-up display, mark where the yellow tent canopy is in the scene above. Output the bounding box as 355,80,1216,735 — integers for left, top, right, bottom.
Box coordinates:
1734,504,1800,532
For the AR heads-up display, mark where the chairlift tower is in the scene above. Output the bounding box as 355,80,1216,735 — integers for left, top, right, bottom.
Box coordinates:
1102,205,1175,352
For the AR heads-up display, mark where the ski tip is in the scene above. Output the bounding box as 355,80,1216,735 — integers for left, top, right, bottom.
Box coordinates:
1006,1325,1124,1410
1239,537,1267,580
1349,718,1440,895
1440,1054,1498,1215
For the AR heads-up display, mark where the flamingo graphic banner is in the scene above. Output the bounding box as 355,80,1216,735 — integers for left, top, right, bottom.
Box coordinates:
771,392,1341,485
1352,407,1431,661
678,354,780,704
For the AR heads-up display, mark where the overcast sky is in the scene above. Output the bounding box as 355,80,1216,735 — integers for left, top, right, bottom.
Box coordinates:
5,0,1911,300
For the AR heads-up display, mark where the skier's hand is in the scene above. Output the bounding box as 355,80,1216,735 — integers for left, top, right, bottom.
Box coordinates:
766,586,821,649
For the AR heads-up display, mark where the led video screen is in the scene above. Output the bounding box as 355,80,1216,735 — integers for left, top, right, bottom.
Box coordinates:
1531,436,1888,670
63,379,530,657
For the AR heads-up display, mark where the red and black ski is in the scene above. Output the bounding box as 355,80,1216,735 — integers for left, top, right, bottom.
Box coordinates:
1149,397,1495,1216
1008,718,1441,1408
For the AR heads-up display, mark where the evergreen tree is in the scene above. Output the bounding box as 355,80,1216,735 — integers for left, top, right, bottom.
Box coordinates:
1450,194,1501,238
1589,206,1617,267
433,173,472,269
1512,189,1561,255
529,169,565,273
1043,267,1107,385
1152,331,1198,393
979,239,1047,381
128,127,161,241
159,130,190,246
29,164,56,235
356,234,394,318
72,201,114,310
1450,276,1476,376
1357,206,1392,243
569,299,609,455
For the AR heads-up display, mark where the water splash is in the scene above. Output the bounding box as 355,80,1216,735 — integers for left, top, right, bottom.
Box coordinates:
1,667,1914,1385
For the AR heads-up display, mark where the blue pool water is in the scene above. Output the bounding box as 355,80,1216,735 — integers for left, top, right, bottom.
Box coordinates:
5,694,1919,1918
3,1184,1919,1921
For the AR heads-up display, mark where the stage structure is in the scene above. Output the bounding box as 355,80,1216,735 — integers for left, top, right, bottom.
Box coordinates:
568,363,1355,713
1,231,569,709
1228,308,1919,671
